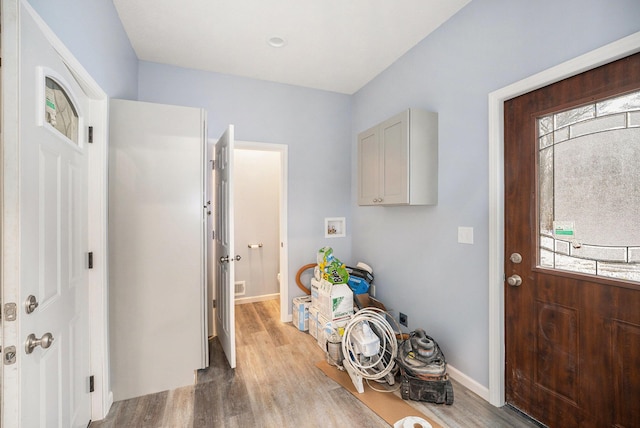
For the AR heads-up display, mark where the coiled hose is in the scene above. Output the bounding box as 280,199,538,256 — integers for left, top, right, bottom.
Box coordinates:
295,263,316,295
341,307,398,381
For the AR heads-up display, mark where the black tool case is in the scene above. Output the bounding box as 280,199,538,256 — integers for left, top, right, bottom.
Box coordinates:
396,329,454,405
399,368,454,405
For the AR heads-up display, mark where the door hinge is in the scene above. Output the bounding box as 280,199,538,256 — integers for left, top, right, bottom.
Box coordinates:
89,375,95,392
88,126,94,144
212,230,215,240
211,159,215,170
212,300,216,309
88,252,94,269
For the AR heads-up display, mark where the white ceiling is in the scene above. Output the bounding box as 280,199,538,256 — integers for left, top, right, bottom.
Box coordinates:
113,0,471,94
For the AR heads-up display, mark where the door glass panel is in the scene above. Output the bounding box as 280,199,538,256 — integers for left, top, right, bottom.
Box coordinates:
45,77,79,144
538,89,640,282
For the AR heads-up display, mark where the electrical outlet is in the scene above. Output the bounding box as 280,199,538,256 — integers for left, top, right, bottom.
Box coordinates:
399,312,408,327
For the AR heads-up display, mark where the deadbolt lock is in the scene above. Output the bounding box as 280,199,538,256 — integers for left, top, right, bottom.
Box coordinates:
25,295,39,314
510,253,523,264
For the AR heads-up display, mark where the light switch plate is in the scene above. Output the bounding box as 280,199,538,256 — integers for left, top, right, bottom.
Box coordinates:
458,226,474,244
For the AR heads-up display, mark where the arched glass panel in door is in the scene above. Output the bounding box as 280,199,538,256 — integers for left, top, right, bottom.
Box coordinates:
538,90,640,282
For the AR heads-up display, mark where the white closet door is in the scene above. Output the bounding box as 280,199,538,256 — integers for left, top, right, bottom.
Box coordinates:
109,99,207,401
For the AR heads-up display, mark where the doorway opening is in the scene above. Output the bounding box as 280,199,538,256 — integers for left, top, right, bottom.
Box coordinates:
234,147,281,304
207,141,289,338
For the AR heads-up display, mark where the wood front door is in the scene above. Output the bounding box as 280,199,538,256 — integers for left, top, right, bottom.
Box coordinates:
504,53,640,427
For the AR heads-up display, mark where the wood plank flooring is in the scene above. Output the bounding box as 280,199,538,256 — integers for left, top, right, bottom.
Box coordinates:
91,300,541,427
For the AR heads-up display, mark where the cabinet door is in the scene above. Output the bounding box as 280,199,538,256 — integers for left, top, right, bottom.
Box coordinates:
380,111,409,205
358,126,380,205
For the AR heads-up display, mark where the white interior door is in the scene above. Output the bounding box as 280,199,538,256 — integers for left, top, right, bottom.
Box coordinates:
207,141,216,338
109,99,208,401
215,125,237,368
18,3,92,426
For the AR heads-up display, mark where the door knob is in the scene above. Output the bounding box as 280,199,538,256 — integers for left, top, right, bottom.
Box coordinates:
25,332,55,354
507,274,522,287
220,255,241,263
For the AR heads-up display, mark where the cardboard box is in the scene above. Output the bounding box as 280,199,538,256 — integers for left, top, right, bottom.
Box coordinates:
354,293,387,311
316,279,354,320
310,278,321,309
316,360,442,427
292,295,312,331
317,313,351,351
308,306,320,339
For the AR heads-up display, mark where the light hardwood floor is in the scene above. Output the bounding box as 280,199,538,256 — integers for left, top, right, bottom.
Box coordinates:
91,300,541,427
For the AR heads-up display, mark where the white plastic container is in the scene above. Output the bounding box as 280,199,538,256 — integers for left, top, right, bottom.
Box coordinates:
350,321,380,357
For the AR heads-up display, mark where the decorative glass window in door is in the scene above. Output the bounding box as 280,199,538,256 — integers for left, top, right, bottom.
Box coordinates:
44,76,79,144
538,90,640,282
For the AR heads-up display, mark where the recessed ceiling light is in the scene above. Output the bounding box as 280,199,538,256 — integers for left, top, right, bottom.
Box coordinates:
267,36,287,48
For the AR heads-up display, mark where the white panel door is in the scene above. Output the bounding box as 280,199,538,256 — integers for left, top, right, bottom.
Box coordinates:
109,99,208,401
215,126,237,368
19,3,92,426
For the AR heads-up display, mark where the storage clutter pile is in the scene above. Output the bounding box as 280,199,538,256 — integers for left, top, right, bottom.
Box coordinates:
292,247,453,405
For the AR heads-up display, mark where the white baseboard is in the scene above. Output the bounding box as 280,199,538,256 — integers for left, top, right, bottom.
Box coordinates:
447,364,490,402
235,293,279,305
100,391,113,421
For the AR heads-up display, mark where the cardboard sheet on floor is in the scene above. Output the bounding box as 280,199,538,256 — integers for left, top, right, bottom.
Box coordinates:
316,360,442,427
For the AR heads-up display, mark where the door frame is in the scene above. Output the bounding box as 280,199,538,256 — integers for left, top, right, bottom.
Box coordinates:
1,0,111,422
235,141,289,323
487,30,640,407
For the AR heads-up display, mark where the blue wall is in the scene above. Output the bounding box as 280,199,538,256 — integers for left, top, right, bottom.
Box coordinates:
28,0,138,98
137,62,353,304
351,0,640,387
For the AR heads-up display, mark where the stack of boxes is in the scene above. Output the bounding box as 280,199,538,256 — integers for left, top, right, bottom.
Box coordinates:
294,247,355,350
309,277,354,350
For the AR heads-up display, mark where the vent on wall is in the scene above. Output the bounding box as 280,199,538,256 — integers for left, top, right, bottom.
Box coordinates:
234,281,246,296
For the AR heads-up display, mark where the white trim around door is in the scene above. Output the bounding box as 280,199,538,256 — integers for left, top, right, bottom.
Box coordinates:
488,31,640,407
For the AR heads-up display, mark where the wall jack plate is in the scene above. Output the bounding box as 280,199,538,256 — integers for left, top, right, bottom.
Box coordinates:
399,312,408,327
